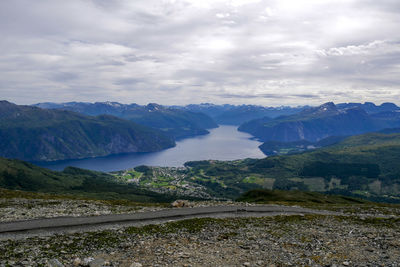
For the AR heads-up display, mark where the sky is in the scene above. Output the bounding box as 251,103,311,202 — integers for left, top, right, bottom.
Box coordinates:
0,0,399,106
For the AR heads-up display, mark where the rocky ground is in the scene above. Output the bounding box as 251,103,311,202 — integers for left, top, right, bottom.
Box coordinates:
2,194,400,223
1,204,400,266
1,214,400,266
0,197,260,222
0,198,163,222
1,192,400,267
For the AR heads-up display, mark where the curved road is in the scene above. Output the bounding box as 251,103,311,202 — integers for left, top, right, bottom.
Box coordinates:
0,205,336,240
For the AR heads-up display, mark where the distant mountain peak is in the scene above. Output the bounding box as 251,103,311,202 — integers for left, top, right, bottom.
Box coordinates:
363,102,377,107
319,102,336,110
146,103,163,111
342,106,369,116
299,102,338,117
0,100,14,106
336,102,399,114
94,101,122,107
381,102,399,108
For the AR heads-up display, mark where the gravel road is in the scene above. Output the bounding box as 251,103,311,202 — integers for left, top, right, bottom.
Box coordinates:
0,205,336,240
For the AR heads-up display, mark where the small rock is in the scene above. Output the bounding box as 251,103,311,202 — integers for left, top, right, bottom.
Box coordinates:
130,263,143,267
72,258,81,266
342,261,350,266
82,257,95,266
243,262,251,267
119,242,130,248
89,258,106,267
171,200,190,208
47,258,64,267
178,252,190,258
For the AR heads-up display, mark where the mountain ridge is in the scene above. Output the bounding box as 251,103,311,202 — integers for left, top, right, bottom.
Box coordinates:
0,101,175,161
174,103,309,125
34,101,218,140
239,102,400,142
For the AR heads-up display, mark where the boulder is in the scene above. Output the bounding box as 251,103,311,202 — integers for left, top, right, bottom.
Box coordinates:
171,200,190,208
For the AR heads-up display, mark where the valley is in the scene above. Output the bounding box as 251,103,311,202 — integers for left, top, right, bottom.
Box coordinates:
1,100,400,267
2,127,400,203
36,125,265,172
2,101,400,204
106,130,400,203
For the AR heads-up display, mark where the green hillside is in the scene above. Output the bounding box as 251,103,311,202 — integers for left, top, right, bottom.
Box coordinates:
0,157,175,202
237,189,367,204
239,102,400,142
180,132,400,201
0,101,175,161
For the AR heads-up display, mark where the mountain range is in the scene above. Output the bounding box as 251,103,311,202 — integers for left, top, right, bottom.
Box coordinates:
336,102,399,114
3,100,400,164
174,103,308,125
0,101,175,161
34,102,218,139
239,102,400,142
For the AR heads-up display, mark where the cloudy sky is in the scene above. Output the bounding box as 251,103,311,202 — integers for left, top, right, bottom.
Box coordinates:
0,0,399,106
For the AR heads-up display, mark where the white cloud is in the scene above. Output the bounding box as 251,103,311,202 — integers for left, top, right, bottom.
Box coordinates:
316,40,400,57
69,43,134,56
0,0,399,106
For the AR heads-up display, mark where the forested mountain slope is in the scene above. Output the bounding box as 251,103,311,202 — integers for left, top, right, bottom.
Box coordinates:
34,102,218,139
0,101,174,161
239,102,400,142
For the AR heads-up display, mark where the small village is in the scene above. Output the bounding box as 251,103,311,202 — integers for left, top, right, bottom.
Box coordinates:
112,167,216,200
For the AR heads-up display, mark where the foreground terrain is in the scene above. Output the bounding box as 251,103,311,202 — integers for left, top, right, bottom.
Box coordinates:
0,190,399,267
1,212,399,266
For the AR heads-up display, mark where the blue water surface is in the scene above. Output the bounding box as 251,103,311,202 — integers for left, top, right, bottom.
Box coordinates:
35,125,265,172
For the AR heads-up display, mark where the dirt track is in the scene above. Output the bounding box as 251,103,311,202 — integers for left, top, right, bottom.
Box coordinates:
0,204,336,239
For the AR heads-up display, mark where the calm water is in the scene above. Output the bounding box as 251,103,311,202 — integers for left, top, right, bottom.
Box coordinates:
35,125,265,172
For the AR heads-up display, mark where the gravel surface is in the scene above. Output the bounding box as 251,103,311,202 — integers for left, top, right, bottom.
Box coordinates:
1,198,399,266
3,197,399,223
0,199,265,222
1,213,399,266
0,205,335,240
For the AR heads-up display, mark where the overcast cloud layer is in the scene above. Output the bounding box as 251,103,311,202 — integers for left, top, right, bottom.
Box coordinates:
1,0,399,106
